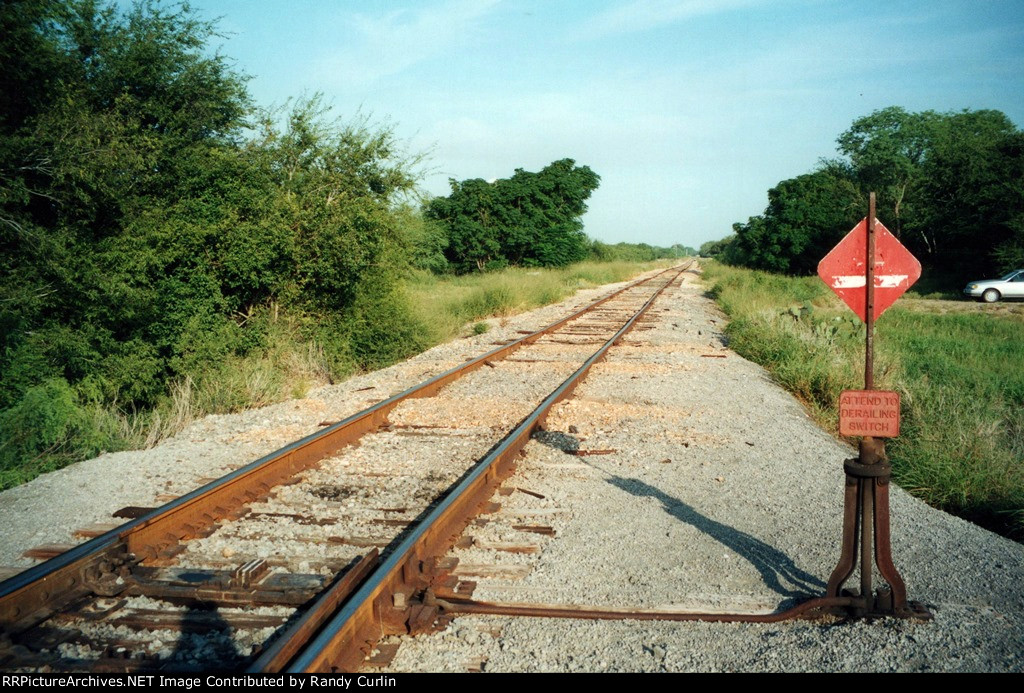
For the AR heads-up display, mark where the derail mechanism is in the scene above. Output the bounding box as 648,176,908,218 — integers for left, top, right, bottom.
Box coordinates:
825,438,931,620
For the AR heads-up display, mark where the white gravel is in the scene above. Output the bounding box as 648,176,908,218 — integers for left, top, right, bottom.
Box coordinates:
0,274,652,571
374,266,1024,673
3,265,1021,673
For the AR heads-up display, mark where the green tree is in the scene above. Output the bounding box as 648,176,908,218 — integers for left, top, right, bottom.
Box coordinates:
426,159,600,273
732,168,863,274
427,178,502,272
837,107,936,241
249,98,419,310
0,2,428,480
731,106,1024,283
837,107,1024,279
918,111,1024,277
394,204,449,274
1,0,252,408
699,235,736,259
519,159,599,267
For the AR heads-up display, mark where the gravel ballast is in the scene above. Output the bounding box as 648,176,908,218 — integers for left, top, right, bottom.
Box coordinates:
375,266,1024,673
1,265,1021,673
0,275,649,571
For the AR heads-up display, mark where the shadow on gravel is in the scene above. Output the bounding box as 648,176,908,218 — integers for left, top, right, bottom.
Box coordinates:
606,474,825,599
166,604,245,671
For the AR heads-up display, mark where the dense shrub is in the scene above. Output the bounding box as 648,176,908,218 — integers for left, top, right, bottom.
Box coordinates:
425,159,600,273
0,1,423,485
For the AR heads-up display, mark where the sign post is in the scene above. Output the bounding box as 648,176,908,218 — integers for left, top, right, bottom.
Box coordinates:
817,193,929,619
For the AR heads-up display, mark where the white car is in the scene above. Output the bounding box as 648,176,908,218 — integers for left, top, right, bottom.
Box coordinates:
963,269,1024,302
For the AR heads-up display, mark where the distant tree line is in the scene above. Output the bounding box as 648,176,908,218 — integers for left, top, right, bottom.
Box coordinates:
590,240,694,262
704,107,1024,283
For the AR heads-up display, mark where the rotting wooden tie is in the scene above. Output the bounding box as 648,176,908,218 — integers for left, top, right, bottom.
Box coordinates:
363,643,401,668
22,544,77,560
512,525,556,536
73,522,123,538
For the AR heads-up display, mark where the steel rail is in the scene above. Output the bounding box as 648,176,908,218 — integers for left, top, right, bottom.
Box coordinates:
249,551,380,672
0,265,682,636
282,265,689,673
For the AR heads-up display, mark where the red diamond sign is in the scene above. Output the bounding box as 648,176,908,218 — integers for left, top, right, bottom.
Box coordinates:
818,218,921,322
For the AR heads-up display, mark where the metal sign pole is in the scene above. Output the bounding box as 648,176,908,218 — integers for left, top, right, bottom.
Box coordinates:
865,192,876,391
823,193,928,619
859,192,877,603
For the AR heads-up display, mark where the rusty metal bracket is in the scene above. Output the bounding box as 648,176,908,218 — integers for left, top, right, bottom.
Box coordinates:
824,458,933,620
843,459,892,478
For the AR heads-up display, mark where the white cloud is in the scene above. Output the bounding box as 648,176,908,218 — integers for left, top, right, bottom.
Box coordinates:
312,0,502,86
410,79,694,179
573,0,771,41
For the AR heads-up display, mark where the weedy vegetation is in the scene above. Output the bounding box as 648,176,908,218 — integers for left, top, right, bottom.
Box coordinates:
702,261,1024,540
404,261,661,344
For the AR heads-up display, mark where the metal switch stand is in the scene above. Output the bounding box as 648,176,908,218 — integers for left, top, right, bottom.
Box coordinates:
825,437,931,619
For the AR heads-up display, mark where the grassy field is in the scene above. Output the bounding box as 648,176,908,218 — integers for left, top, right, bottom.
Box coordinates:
701,261,1024,540
404,260,670,345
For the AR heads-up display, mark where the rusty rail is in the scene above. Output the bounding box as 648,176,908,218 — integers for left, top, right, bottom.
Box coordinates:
282,265,689,672
0,265,684,639
250,551,380,672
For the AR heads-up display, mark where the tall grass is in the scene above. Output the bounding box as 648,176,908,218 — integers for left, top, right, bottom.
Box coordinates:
405,261,665,345
0,383,149,490
702,261,1024,540
0,311,334,490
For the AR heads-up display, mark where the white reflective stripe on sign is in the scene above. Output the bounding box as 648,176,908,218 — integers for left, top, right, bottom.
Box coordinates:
830,274,909,289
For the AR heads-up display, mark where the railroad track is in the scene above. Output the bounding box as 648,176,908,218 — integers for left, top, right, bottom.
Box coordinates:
0,263,690,673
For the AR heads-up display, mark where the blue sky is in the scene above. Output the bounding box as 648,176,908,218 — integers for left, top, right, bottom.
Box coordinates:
169,0,1024,249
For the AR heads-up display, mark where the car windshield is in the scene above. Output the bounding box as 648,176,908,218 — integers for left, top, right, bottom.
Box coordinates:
1000,271,1021,281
